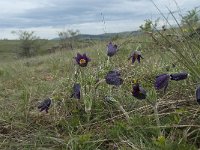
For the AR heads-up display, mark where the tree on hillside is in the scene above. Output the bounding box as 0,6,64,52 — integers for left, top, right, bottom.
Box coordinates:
181,8,200,28
12,30,41,57
139,20,153,32
139,19,159,32
58,29,80,50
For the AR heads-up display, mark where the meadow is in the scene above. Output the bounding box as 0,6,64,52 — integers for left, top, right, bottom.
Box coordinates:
0,22,200,149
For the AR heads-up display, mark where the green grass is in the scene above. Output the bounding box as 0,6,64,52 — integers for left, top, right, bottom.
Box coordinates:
0,30,200,150
0,39,61,62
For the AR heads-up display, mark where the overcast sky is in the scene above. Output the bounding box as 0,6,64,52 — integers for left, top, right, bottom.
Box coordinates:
0,0,199,39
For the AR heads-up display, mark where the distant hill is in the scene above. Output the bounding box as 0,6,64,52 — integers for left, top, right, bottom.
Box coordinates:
52,30,141,40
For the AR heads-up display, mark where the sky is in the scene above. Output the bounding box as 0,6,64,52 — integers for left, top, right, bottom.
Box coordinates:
0,0,199,39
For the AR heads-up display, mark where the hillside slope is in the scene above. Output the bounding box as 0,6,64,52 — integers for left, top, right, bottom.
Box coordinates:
0,34,199,149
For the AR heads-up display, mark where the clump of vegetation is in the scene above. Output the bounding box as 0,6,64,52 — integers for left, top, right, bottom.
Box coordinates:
58,29,80,50
11,30,42,57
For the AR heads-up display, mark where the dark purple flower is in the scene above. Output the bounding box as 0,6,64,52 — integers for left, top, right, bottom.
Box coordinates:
196,86,200,104
132,83,147,100
38,98,51,113
170,72,188,81
155,74,170,92
70,83,81,99
107,42,117,57
106,70,121,77
128,51,143,64
74,53,91,67
105,70,123,86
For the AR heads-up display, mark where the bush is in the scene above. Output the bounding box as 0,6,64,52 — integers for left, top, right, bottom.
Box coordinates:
12,30,41,57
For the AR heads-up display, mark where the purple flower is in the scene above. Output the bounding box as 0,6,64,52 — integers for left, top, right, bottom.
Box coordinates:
128,51,143,64
74,53,91,67
107,42,117,57
170,72,188,81
196,86,200,104
155,74,170,92
38,98,51,113
132,83,147,100
105,70,123,86
70,83,81,99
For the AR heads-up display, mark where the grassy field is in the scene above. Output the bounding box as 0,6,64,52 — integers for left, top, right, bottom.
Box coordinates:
0,39,60,63
0,27,200,150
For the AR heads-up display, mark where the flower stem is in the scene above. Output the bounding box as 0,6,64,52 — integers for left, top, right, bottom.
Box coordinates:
106,97,130,121
118,104,130,121
153,102,162,136
106,56,110,67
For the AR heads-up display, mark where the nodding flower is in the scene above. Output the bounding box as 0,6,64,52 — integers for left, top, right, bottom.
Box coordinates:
107,42,118,57
128,51,143,64
154,74,170,92
70,83,81,100
38,98,51,113
132,82,147,100
170,72,188,81
196,86,200,104
74,53,91,67
105,70,123,86
155,72,188,92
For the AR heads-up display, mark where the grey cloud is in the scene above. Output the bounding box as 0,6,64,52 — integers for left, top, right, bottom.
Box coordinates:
0,0,156,28
0,0,199,39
